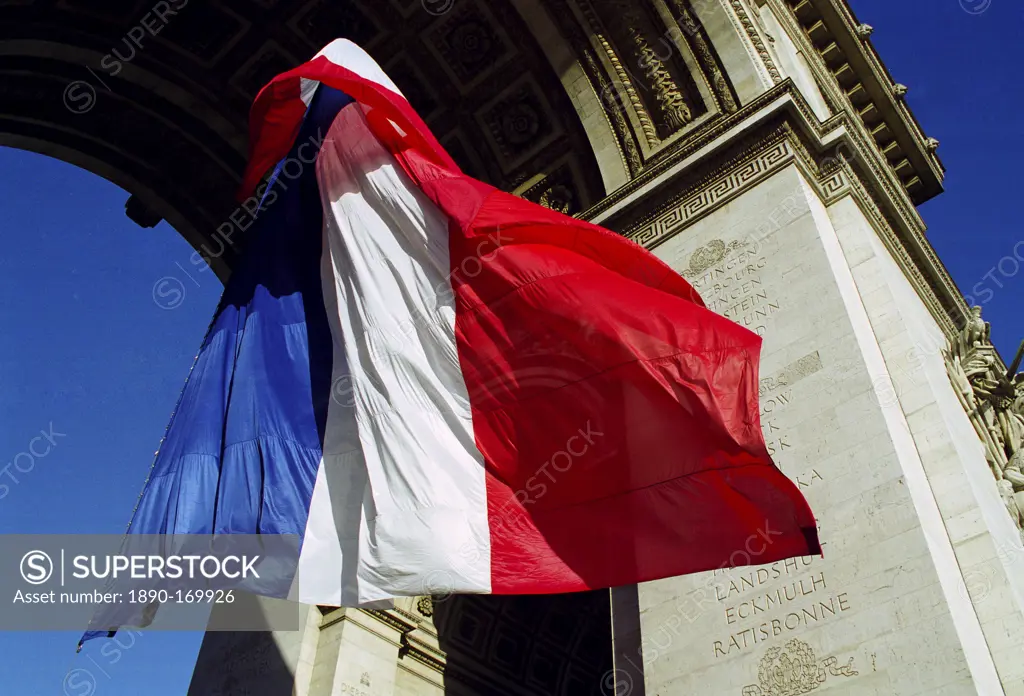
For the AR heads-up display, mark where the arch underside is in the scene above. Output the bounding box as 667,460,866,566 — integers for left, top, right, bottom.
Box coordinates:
0,0,739,280
0,2,746,686
433,592,613,695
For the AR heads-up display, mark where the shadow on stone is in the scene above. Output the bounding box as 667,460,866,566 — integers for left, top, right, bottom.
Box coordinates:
186,593,299,696
433,591,613,696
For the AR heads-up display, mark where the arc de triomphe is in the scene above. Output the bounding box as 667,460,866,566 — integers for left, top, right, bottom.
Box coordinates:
5,1,1024,694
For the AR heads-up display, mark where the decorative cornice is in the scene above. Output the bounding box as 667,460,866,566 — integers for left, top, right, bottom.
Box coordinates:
581,80,968,337
330,607,450,677
803,151,959,336
399,628,448,676
364,608,419,635
775,0,944,205
400,642,447,674
582,81,794,218
629,137,792,248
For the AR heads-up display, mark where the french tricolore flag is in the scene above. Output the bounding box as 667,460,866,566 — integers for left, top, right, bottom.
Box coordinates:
127,40,820,606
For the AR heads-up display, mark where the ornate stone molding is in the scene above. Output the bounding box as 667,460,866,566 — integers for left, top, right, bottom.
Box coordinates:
774,0,944,205
819,167,847,199
630,24,695,131
603,0,696,135
583,82,792,218
728,0,783,84
577,0,662,146
629,138,792,247
546,0,645,175
944,310,1024,535
667,0,740,114
583,79,968,337
805,151,960,337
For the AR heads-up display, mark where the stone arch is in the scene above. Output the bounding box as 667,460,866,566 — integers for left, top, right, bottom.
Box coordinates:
0,35,248,278
0,0,619,279
0,2,760,280
499,0,750,191
509,0,633,193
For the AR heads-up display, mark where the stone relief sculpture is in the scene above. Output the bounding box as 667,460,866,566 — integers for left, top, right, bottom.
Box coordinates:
998,479,1024,530
682,238,748,278
666,0,738,113
944,307,1024,537
416,595,434,618
630,26,693,131
741,639,857,695
594,0,695,137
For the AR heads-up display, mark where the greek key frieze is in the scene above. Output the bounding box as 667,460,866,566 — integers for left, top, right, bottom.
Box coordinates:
630,141,792,247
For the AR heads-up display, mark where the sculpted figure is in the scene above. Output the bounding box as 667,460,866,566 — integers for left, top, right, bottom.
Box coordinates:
962,306,990,353
946,353,977,411
1002,456,1024,487
1002,407,1024,454
963,352,997,383
1000,444,1024,533
1002,375,1024,512
945,307,1024,531
986,384,1024,463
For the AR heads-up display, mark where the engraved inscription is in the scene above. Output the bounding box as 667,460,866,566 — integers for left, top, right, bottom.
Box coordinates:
759,390,794,467
688,247,849,662
712,590,851,657
710,555,851,658
688,240,781,336
713,557,814,597
793,468,824,489
724,573,827,624
757,353,825,474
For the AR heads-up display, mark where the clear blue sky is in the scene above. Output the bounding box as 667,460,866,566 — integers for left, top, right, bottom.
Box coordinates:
0,156,219,690
850,0,1023,360
0,2,1020,693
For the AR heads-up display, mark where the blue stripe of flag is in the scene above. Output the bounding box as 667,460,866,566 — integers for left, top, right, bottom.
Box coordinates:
80,84,353,648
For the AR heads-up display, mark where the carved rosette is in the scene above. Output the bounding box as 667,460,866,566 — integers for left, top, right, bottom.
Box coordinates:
416,595,434,617
943,307,1024,535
